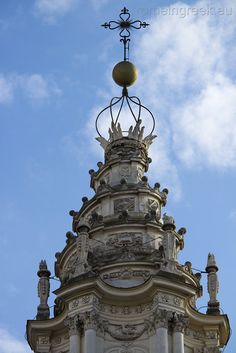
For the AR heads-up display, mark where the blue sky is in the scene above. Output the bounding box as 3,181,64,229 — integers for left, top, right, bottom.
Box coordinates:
0,0,235,352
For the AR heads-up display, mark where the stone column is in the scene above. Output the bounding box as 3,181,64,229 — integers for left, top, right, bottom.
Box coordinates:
173,315,188,353
155,309,169,353
64,315,81,353
82,311,97,353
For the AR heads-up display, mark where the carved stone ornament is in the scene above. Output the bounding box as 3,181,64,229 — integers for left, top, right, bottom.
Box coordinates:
106,233,143,248
114,198,135,213
102,267,150,288
121,343,133,353
62,230,90,283
102,321,148,341
80,310,98,330
36,260,51,320
120,165,131,181
38,336,50,345
154,309,171,329
64,315,79,335
172,313,189,333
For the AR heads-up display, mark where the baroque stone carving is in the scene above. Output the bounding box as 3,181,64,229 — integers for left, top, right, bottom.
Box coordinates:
38,336,50,344
120,165,131,181
89,211,103,228
154,308,171,329
64,315,79,335
80,310,98,330
91,232,163,266
171,313,189,333
36,260,51,320
62,227,91,283
102,321,148,341
114,198,135,213
54,297,65,317
103,268,150,281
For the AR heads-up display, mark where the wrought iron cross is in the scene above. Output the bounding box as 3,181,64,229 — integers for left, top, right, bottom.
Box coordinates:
102,7,149,61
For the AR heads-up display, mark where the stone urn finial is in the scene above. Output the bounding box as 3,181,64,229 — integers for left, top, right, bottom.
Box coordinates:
206,253,220,315
36,260,51,320
162,213,176,231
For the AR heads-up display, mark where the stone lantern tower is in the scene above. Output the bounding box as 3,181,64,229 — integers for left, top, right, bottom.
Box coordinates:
26,8,230,353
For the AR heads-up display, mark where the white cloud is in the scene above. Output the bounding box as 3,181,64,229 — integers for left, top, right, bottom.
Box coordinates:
173,75,236,168
0,73,62,105
0,76,13,104
20,74,50,100
0,328,31,353
34,0,76,23
134,0,236,173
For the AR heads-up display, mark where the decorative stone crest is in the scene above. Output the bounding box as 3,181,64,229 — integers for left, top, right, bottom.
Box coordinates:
114,198,135,213
102,321,148,341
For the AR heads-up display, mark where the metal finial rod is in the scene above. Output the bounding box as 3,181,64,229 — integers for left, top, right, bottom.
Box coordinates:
102,7,149,61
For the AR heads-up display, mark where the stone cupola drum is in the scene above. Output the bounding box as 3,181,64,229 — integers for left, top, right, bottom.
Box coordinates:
26,7,230,353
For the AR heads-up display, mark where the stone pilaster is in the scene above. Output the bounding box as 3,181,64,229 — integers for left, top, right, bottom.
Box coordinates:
172,314,188,353
64,315,81,353
154,309,170,353
81,311,97,353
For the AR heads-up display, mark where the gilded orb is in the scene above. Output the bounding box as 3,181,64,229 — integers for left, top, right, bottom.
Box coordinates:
112,61,138,87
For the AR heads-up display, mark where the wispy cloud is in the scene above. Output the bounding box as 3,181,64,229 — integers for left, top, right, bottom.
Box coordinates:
0,76,14,104
0,73,62,105
135,0,236,172
34,0,77,23
0,328,31,353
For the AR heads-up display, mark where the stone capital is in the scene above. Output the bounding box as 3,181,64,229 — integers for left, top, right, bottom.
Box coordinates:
172,313,188,333
64,315,80,336
154,309,171,329
80,310,98,331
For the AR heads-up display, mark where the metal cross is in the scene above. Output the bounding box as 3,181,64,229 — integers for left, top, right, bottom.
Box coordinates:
102,7,149,61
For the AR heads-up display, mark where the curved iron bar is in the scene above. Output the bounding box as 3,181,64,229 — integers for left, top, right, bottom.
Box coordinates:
96,93,155,138
119,28,131,38
95,96,123,137
129,95,156,135
125,96,139,123
101,21,121,30
127,95,142,121
109,96,123,123
129,20,149,29
113,96,125,125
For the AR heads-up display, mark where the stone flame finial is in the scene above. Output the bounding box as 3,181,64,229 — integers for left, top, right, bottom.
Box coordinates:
36,260,51,320
206,253,220,315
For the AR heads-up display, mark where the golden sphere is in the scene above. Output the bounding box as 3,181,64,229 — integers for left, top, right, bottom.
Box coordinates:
112,61,138,87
